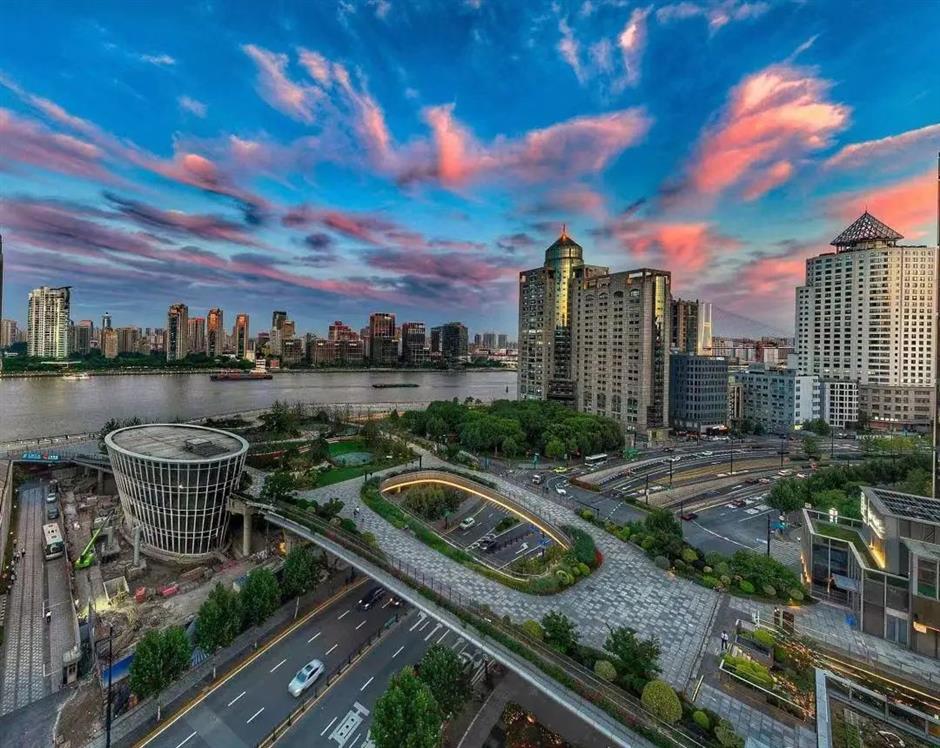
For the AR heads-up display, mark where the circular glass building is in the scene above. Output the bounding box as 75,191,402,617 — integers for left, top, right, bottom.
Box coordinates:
105,423,248,561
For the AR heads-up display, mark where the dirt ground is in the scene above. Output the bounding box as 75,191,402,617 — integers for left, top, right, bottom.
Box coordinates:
55,679,104,748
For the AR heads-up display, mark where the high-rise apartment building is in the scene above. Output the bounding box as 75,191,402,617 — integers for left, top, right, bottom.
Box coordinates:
368,312,397,365
439,322,469,365
796,212,936,429
101,328,118,359
206,308,224,357
72,319,94,355
482,332,497,350
571,269,671,444
497,333,508,349
188,317,206,355
430,326,442,356
166,303,189,361
1,319,18,349
671,298,713,355
234,314,250,359
734,363,820,434
101,312,112,331
669,353,729,434
27,286,71,359
400,322,429,365
328,320,358,342
518,229,608,402
116,326,139,354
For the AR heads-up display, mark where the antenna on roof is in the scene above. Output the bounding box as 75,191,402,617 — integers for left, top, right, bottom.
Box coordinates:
561,223,567,238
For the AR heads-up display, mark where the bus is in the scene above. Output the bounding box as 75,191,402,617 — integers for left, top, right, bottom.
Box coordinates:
42,523,65,561
585,453,608,467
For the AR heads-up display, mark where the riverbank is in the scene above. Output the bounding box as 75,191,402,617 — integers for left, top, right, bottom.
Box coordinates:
0,366,513,379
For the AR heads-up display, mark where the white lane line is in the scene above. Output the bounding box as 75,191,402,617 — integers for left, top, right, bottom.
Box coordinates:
392,645,405,658
355,620,366,630
320,717,338,736
326,643,339,655
436,629,449,644
270,658,287,673
338,609,350,620
409,613,427,632
424,623,442,642
381,599,392,609
174,731,198,748
418,618,431,632
308,632,321,643
360,676,374,692
349,732,364,748
227,690,246,707
246,707,265,724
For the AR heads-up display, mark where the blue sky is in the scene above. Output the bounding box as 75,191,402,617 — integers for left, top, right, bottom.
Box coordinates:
1,0,938,336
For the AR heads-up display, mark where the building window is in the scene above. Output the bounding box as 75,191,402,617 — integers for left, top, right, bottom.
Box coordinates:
916,557,938,599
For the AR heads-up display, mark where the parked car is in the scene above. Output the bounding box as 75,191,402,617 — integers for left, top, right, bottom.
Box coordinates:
679,512,698,521
288,659,325,697
459,517,477,531
531,474,543,485
758,477,771,484
357,586,387,610
555,486,567,496
552,466,569,474
45,493,57,504
731,499,747,508
46,505,60,520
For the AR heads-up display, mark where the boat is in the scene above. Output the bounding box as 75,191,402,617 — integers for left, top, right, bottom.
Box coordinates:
62,373,90,381
372,383,419,389
210,370,273,382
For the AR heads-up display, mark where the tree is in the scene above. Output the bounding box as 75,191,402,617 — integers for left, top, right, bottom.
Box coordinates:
603,626,661,693
802,419,831,436
899,467,931,496
416,645,470,717
645,508,682,538
802,434,821,460
541,611,579,655
371,667,442,748
544,437,566,460
240,567,281,628
129,627,192,707
260,470,297,505
195,583,241,653
767,479,805,514
641,679,682,724
281,546,322,599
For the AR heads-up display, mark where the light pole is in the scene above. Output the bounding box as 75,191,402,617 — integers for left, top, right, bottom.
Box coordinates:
105,624,114,748
729,436,734,474
765,514,771,557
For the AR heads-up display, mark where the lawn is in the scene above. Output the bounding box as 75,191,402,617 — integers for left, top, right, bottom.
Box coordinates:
814,521,878,567
328,439,369,456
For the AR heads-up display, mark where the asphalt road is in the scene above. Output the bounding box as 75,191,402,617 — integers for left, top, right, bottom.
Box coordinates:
137,583,406,748
440,497,554,568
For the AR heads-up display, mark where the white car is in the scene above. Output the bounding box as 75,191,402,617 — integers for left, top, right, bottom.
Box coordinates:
288,659,325,697
459,517,476,531
702,451,713,457
555,485,567,496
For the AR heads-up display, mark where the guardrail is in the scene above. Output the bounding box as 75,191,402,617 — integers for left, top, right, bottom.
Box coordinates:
261,500,706,748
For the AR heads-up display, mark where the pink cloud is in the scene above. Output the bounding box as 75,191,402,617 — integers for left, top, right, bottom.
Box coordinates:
242,44,318,123
827,169,936,239
557,18,586,83
824,122,940,171
0,108,109,180
617,6,650,88
684,64,849,200
656,0,770,32
628,221,740,274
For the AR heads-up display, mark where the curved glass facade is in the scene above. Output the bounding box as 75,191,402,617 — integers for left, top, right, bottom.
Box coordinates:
106,424,248,559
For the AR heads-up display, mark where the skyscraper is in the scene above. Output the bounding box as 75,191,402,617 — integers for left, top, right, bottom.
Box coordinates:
796,212,936,429
101,327,119,359
482,332,497,350
206,308,224,357
1,319,18,349
188,317,206,355
328,320,358,341
400,322,429,365
518,229,607,401
166,303,189,361
497,333,508,349
270,310,287,355
101,312,112,331
27,286,71,359
571,269,672,444
439,322,468,365
73,319,94,355
369,312,397,365
671,298,713,355
234,313,250,359
116,326,139,354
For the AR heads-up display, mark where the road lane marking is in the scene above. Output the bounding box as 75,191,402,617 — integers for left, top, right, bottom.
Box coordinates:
246,707,264,724
360,676,374,691
227,691,245,707
356,620,366,630
338,609,350,620
392,645,405,658
437,629,449,644
320,717,338,736
408,613,427,632
308,632,321,643
418,618,431,632
326,643,339,655
349,732,364,748
270,658,287,673
381,599,392,609
174,732,197,748
424,623,442,641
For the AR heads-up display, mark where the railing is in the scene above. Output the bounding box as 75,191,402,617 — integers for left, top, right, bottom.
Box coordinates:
262,500,707,748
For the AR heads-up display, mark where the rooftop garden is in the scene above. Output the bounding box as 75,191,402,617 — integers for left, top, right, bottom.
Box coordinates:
812,521,878,567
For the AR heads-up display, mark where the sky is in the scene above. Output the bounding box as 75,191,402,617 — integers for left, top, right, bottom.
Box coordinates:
1,0,939,337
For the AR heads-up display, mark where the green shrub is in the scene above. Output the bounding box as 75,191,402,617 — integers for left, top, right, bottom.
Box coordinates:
715,719,744,748
616,527,631,542
641,536,656,551
579,508,595,521
564,525,599,568
738,580,755,594
577,562,590,576
521,620,544,640
762,584,777,598
750,628,775,649
701,575,719,589
789,588,804,602
716,561,730,576
681,547,699,563
673,559,686,571
555,569,572,586
593,659,617,682
604,521,618,533
640,679,682,724
654,555,670,570
570,565,582,578
692,710,711,731
723,655,773,690
702,565,713,574
720,574,732,587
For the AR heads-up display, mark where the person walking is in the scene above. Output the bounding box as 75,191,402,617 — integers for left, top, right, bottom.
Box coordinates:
720,630,729,651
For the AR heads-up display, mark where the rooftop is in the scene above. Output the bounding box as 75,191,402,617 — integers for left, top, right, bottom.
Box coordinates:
864,487,940,525
831,211,903,248
107,423,247,461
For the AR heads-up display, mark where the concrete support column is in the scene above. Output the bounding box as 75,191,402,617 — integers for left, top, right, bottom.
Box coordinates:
242,509,252,556
96,469,104,495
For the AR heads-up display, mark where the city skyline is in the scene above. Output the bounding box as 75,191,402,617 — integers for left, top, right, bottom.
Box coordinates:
1,2,939,333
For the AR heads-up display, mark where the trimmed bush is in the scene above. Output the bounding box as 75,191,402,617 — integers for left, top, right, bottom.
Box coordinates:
594,659,617,682
520,620,544,640
616,527,631,542
555,569,572,586
716,561,730,576
750,628,775,649
692,710,711,731
762,584,777,598
789,588,804,602
640,679,682,724
723,655,773,690
702,565,713,574
673,559,686,571
654,555,670,570
577,562,590,576
570,565,582,578
738,579,755,594
641,536,656,551
701,575,720,589
715,719,744,748
681,547,699,563
720,574,732,587
579,508,595,521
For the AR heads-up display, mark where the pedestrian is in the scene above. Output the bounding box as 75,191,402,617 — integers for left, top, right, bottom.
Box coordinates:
45,610,52,625
21,548,26,559
720,630,729,651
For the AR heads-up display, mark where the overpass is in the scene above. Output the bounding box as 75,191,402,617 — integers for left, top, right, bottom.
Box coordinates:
252,499,704,748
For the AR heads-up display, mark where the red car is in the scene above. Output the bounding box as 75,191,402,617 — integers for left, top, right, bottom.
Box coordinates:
680,512,698,521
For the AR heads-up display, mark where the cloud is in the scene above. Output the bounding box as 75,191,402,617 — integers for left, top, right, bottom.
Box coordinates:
0,108,110,180
824,123,940,171
617,6,650,88
827,169,936,239
496,233,537,252
178,96,207,117
138,53,177,66
680,63,849,201
656,0,770,33
522,186,608,218
242,44,318,123
557,18,586,83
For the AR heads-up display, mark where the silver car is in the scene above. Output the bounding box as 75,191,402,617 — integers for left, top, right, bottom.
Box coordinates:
288,659,325,697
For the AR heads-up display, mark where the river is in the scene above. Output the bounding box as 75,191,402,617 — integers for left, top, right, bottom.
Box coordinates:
0,369,518,442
